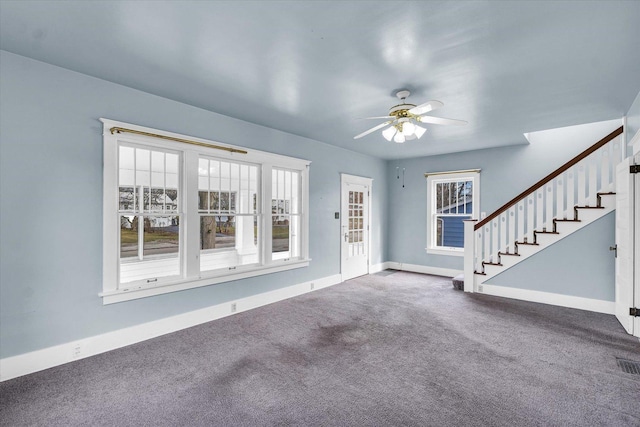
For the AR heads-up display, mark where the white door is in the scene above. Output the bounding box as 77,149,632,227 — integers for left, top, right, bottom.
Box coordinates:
341,175,371,281
615,157,635,335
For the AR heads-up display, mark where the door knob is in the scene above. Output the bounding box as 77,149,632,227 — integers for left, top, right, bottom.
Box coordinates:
609,245,617,257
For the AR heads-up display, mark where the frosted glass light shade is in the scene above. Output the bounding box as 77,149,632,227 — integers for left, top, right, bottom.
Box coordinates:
394,133,405,143
382,126,397,141
402,122,415,136
414,125,427,138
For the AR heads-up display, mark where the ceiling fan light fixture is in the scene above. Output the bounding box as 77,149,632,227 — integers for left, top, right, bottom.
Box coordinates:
354,89,465,142
402,121,416,136
382,126,397,141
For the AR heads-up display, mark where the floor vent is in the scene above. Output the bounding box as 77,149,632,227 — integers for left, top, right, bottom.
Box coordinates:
375,269,399,277
616,358,640,375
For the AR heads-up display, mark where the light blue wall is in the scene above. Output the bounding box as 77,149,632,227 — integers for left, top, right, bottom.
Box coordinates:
487,213,615,300
386,120,621,300
0,51,388,358
627,90,640,146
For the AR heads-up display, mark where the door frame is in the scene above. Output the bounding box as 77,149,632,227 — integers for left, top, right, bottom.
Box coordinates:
340,173,373,280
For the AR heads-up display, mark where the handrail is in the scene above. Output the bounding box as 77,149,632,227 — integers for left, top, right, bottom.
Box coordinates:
474,126,623,230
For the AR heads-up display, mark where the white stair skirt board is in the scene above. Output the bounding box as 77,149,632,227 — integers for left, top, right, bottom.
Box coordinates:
0,274,342,382
479,284,615,315
477,194,615,284
385,262,462,278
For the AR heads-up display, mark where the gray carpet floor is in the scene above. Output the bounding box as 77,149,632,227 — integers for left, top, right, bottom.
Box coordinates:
1,271,639,426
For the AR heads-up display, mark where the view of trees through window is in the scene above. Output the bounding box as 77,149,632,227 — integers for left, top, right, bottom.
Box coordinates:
118,146,181,283
272,168,301,260
198,158,260,271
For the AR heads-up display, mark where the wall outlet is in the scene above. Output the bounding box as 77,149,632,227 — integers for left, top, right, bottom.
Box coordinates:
230,302,237,313
310,282,315,290
71,342,82,359
478,285,484,293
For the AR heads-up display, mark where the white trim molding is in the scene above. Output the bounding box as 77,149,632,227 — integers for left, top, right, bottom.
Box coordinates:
385,261,462,278
479,283,615,314
0,274,342,382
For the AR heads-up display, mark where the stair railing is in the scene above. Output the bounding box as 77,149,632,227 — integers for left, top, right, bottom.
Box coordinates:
463,126,624,291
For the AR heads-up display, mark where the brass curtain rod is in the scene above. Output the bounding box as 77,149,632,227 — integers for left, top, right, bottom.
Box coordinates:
424,168,480,178
110,127,248,154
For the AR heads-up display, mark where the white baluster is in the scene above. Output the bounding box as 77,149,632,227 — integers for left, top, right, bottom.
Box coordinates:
526,195,534,242
535,188,544,231
588,153,598,206
475,229,483,272
601,146,610,192
516,201,525,244
500,213,507,254
492,221,499,262
484,225,491,263
508,207,516,253
611,139,620,190
555,174,564,223
545,183,554,230
566,167,575,219
577,164,586,206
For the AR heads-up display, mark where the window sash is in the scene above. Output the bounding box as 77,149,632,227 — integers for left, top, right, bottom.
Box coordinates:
426,171,479,255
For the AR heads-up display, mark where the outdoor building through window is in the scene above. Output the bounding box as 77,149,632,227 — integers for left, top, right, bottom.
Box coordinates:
102,119,310,304
426,170,480,256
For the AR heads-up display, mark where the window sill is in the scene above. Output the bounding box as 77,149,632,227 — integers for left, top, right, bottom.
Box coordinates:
425,247,464,257
100,258,311,304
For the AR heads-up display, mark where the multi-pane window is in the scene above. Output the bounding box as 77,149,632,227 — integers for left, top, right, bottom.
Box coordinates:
426,170,479,255
348,190,365,256
271,168,301,260
118,145,181,283
198,158,260,271
102,118,310,304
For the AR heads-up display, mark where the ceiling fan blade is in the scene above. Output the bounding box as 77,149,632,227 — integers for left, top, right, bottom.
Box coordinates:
357,116,395,120
353,121,393,139
409,100,444,115
418,116,468,126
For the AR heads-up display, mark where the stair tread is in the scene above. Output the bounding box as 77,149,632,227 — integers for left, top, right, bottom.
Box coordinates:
575,205,605,209
554,219,581,222
516,241,539,246
498,252,520,256
482,262,503,266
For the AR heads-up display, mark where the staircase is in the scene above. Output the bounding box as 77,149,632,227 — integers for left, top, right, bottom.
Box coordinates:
463,126,624,291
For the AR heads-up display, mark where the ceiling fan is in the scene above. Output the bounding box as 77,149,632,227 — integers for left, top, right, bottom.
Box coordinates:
354,90,467,143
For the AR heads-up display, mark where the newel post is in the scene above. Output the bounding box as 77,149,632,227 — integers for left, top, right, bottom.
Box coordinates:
463,220,477,293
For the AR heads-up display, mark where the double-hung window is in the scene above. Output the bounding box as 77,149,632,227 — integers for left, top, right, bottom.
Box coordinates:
118,145,181,284
102,119,310,304
426,169,480,256
198,158,260,272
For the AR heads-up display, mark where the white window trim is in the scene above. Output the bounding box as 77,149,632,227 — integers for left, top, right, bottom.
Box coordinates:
425,169,480,257
100,118,311,304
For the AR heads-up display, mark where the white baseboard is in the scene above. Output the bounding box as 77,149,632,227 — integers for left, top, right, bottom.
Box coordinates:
386,261,462,278
0,274,342,382
370,262,391,274
479,283,615,314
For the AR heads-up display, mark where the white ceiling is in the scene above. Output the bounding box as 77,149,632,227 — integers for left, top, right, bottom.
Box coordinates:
1,1,639,160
